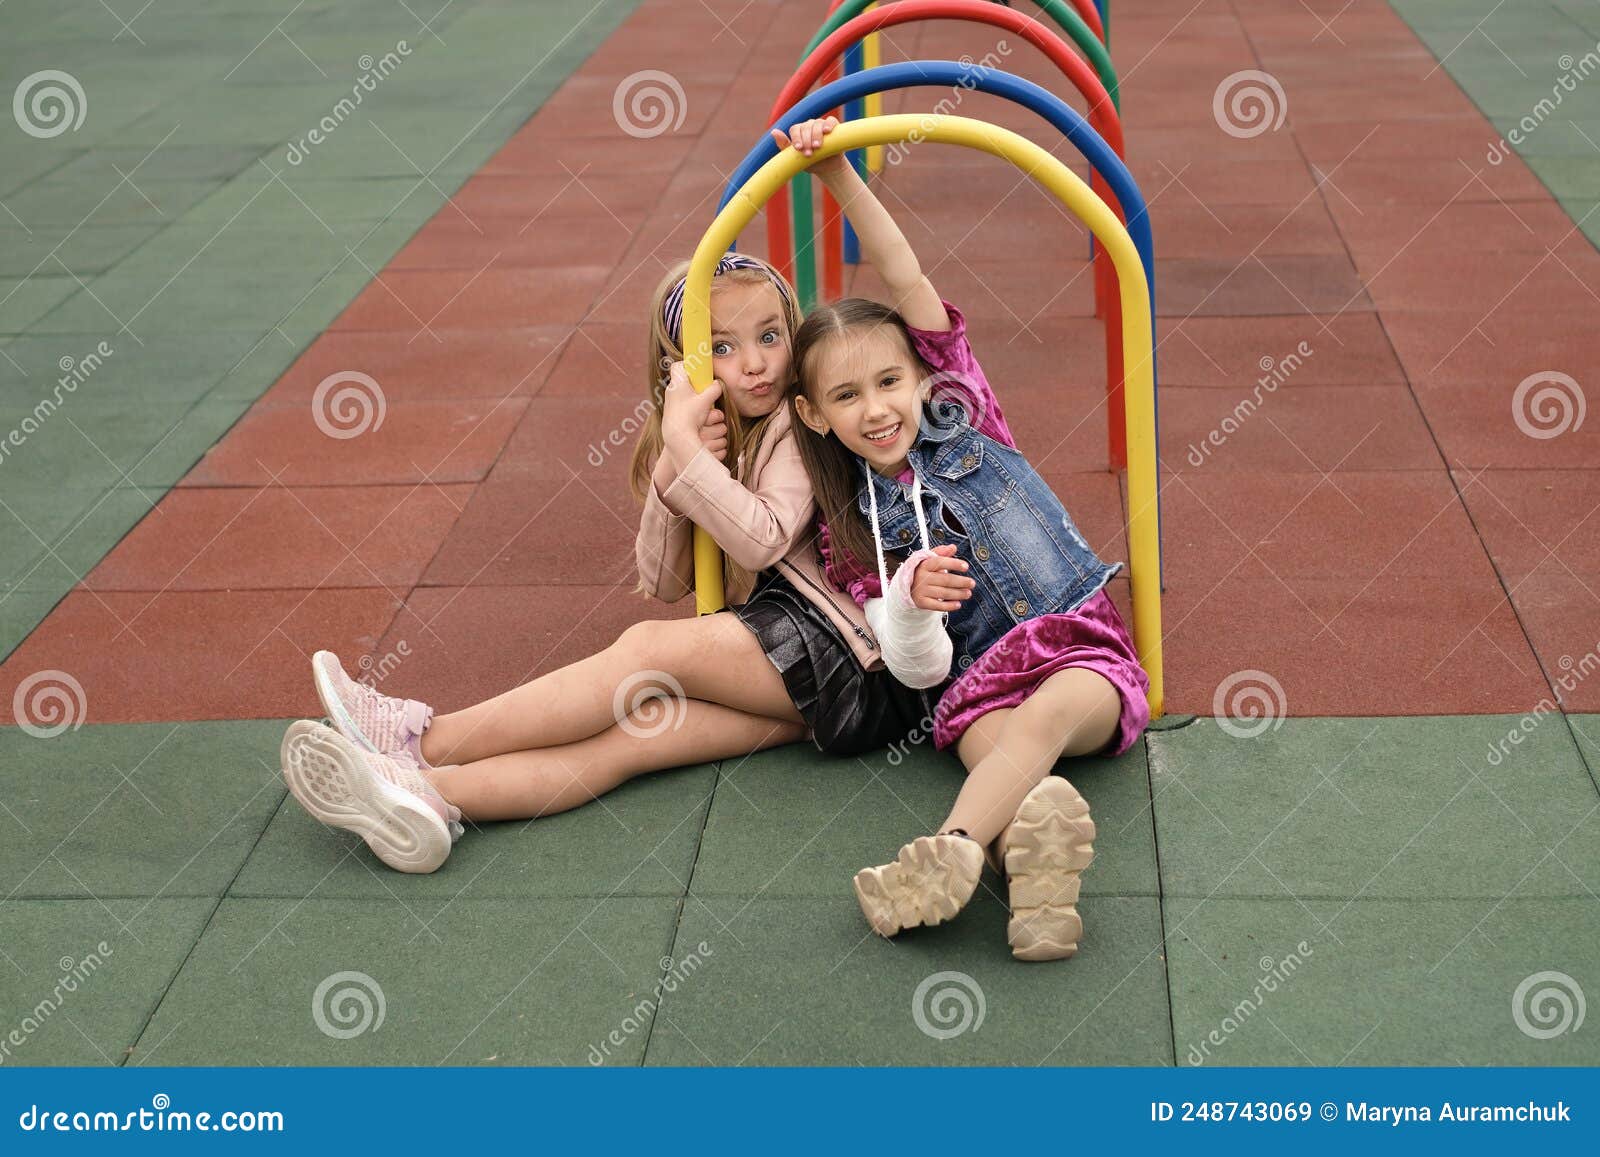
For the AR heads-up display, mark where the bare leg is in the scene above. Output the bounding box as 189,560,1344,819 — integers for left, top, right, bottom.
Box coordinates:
940,667,1121,848
425,697,807,822
422,613,802,767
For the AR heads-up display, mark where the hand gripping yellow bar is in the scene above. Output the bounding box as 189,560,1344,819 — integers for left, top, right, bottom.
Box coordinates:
681,114,1162,717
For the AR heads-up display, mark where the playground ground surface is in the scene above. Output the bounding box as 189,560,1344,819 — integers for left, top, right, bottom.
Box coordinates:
1,0,1598,1065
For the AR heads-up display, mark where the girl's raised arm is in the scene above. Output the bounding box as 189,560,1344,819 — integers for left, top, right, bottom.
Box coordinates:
773,117,949,333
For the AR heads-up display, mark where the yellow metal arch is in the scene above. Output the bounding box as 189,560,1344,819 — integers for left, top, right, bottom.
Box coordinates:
682,114,1163,717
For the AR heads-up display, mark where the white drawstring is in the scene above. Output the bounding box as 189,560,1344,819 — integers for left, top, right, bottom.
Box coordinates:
863,462,933,595
860,461,953,690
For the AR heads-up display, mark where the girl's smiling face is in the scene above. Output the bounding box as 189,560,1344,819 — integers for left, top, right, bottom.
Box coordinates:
708,280,792,420
795,326,924,476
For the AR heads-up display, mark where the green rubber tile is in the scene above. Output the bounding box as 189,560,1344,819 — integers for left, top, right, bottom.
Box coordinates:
134,897,678,1065
1488,118,1600,158
0,899,215,1066
0,721,288,899
0,179,224,230
1529,155,1600,199
42,146,265,189
7,488,158,594
34,260,375,336
1560,199,1600,245
0,226,161,277
645,894,1171,1066
1573,715,1600,785
1166,896,1600,1066
230,762,715,900
0,396,236,490
102,219,422,276
0,591,61,664
1150,717,1600,899
0,484,116,592
0,276,79,331
0,331,268,407
181,171,446,227
691,740,1158,898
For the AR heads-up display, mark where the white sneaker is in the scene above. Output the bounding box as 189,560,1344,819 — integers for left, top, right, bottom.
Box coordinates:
280,719,462,874
853,834,984,938
1004,777,1096,961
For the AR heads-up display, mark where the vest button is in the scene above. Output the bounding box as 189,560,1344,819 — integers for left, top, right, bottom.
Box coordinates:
897,527,911,543
961,453,976,469
1013,599,1029,616
974,544,990,562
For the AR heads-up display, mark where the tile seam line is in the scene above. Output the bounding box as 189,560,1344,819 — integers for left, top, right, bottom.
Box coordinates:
118,786,289,1068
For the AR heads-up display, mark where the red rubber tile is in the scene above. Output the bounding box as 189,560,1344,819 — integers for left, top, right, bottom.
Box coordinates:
446,173,665,222
851,260,1098,323
388,217,633,271
0,588,403,723
1161,385,1442,474
1317,157,1548,208
83,485,474,592
1503,575,1600,712
540,323,649,398
957,318,1108,392
1362,249,1597,312
256,329,571,405
1414,382,1599,470
1157,313,1404,388
419,467,641,588
371,585,692,715
1159,574,1549,717
180,399,527,487
1125,159,1321,206
1329,199,1595,261
1294,117,1520,165
1454,469,1600,584
331,266,609,332
1160,470,1494,581
1157,255,1370,316
519,78,729,139
1382,308,1599,387
1039,470,1127,563
494,398,661,481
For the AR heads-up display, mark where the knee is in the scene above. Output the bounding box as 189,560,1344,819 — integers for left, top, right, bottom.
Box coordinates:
615,618,668,665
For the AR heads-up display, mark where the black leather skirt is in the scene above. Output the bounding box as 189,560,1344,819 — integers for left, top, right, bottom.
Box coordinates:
733,570,935,756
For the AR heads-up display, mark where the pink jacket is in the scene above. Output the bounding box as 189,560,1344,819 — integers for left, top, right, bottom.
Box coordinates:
634,405,883,670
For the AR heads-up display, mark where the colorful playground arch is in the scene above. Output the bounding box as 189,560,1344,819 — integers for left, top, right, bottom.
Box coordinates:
685,114,1164,718
727,60,1154,474
773,0,1124,316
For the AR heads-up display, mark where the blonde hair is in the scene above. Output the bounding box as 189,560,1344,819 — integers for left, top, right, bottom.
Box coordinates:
628,255,803,597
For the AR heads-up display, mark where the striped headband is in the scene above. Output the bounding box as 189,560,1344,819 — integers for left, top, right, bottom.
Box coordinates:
660,253,795,348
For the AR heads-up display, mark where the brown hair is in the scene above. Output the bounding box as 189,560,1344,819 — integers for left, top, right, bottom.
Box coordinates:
788,298,927,586
627,256,803,595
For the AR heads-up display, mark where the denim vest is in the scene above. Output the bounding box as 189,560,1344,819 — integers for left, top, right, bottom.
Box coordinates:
858,408,1120,672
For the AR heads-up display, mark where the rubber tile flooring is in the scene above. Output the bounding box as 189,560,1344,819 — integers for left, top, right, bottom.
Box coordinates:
2,0,1600,1066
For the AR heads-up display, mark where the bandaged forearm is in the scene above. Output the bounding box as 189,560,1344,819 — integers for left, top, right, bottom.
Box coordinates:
864,548,953,689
